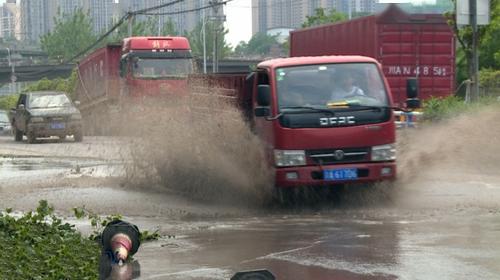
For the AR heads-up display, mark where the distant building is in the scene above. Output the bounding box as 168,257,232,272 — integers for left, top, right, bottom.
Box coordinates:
252,0,383,35
18,0,224,43
20,0,51,42
0,0,21,40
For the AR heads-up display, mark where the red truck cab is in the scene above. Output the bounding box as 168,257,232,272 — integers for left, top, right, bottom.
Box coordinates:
250,56,396,189
119,36,194,99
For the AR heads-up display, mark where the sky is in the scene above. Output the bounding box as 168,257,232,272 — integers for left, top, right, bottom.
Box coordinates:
225,0,253,48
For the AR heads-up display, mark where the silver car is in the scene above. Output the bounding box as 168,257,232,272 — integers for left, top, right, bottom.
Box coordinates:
0,109,12,135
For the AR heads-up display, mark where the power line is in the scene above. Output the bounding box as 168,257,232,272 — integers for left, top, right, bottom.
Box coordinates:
138,0,234,16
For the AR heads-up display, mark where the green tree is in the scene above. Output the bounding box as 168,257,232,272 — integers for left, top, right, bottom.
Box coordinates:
445,0,500,84
40,9,96,61
188,21,231,59
302,8,347,28
234,32,283,57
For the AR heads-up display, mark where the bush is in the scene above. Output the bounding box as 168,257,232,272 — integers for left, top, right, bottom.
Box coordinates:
0,201,160,279
0,201,100,279
0,94,19,110
422,95,499,122
479,68,500,88
23,69,78,100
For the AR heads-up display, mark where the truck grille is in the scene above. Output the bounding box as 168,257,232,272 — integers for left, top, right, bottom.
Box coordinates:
307,147,369,164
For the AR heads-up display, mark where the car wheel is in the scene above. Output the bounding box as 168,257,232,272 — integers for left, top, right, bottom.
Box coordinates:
14,127,23,142
27,131,36,144
74,130,83,142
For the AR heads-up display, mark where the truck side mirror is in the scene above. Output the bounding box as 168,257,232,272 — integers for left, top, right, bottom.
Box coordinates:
254,107,270,117
406,78,420,109
257,85,271,106
119,59,127,77
406,78,418,99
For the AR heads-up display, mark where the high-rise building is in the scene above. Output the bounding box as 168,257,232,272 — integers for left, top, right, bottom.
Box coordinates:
84,0,117,34
18,0,224,42
252,0,381,35
0,0,21,40
20,0,51,42
120,0,224,36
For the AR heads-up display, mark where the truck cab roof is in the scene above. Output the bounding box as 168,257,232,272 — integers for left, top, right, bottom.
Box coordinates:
257,55,380,69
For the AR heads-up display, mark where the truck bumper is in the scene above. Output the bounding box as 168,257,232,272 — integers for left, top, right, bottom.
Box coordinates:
28,121,82,137
275,162,396,188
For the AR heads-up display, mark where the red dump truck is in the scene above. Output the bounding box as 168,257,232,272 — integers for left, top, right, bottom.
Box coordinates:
75,36,194,134
290,4,455,107
190,55,410,199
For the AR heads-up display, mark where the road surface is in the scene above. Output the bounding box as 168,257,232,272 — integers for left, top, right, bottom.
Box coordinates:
1,110,500,280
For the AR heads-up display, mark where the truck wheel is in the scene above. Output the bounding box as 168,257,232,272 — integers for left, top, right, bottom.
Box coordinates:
275,187,296,206
27,131,36,144
74,131,83,142
14,127,23,142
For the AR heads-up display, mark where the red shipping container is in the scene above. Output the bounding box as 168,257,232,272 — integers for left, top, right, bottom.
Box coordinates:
290,5,455,106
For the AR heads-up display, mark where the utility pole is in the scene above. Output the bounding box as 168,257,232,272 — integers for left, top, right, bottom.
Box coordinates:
209,0,225,73
202,4,207,74
128,11,133,37
469,0,479,101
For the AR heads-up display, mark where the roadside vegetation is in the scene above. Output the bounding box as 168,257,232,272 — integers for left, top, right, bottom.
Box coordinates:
0,201,159,279
0,94,18,111
422,96,498,122
422,68,500,122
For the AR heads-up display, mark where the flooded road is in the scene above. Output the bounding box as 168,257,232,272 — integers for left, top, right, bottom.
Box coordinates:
2,116,500,280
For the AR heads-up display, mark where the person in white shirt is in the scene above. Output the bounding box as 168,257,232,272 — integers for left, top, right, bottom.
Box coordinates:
331,71,365,100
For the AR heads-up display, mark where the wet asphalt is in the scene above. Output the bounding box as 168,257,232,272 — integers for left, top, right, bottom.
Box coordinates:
1,135,500,280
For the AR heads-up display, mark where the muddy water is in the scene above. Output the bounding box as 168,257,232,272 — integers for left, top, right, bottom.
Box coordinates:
2,105,500,279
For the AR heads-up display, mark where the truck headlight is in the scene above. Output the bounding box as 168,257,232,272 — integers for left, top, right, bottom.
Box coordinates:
30,117,44,123
371,144,396,161
71,114,82,120
274,150,306,167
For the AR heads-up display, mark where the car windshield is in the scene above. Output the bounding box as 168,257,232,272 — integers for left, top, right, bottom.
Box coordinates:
0,112,8,122
28,94,72,108
132,58,193,79
276,63,389,111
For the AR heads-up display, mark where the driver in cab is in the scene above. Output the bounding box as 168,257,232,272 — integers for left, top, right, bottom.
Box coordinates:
331,71,365,100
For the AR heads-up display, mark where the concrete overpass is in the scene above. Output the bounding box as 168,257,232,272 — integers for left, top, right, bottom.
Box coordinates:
0,64,75,85
0,59,261,86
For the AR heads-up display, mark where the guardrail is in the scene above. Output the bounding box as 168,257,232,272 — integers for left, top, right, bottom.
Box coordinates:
394,111,423,129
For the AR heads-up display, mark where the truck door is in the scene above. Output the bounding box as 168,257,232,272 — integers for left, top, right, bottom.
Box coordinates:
253,69,275,151
16,94,27,132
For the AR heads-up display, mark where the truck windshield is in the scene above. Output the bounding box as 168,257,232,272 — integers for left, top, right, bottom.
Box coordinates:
28,94,72,109
276,63,389,110
132,58,193,79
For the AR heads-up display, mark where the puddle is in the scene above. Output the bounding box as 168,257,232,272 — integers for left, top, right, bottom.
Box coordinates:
0,156,124,181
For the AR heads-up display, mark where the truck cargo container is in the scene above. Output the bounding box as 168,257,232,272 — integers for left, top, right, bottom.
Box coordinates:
290,4,455,106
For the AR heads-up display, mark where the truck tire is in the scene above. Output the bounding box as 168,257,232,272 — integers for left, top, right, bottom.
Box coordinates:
14,127,23,142
27,131,36,144
275,187,296,206
74,130,83,142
